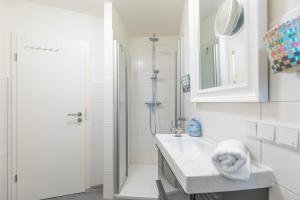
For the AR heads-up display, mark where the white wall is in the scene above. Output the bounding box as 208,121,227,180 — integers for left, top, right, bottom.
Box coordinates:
103,3,114,200
0,75,8,200
181,0,300,199
180,0,195,124
3,1,105,195
0,0,10,199
112,6,129,49
128,36,177,165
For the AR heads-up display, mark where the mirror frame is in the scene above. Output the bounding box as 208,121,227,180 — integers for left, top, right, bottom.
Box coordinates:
189,0,268,102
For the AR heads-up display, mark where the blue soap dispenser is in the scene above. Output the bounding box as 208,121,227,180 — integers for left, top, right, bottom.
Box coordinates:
187,118,202,137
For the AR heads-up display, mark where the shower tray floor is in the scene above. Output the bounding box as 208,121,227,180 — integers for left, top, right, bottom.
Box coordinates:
115,164,159,200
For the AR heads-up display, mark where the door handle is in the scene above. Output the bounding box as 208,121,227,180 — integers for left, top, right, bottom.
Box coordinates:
67,112,82,117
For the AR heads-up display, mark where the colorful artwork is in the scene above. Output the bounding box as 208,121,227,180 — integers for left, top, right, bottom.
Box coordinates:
264,16,300,73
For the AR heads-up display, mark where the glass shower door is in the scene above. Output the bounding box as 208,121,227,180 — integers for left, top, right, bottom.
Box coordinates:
114,40,128,193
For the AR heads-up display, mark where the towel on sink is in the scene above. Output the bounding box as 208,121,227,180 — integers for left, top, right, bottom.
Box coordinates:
212,139,251,181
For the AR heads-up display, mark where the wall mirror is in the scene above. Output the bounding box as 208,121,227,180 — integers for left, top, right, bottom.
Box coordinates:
200,0,245,90
189,0,268,102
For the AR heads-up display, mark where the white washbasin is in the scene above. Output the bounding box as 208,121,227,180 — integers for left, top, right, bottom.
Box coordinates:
155,134,273,194
164,136,213,162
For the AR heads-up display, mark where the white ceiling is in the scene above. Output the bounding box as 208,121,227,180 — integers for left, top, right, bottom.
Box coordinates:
113,0,184,36
29,0,184,36
30,0,105,17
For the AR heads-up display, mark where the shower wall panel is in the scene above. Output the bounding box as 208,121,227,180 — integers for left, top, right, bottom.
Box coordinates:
128,36,177,165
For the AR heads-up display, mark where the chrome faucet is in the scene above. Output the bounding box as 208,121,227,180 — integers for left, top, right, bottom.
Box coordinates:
170,119,185,137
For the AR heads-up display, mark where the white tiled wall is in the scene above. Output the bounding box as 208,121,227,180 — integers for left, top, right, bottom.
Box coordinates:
0,1,9,198
182,1,300,199
128,36,177,165
103,2,115,199
0,76,8,200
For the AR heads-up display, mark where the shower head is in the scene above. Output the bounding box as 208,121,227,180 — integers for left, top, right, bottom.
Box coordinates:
149,33,159,42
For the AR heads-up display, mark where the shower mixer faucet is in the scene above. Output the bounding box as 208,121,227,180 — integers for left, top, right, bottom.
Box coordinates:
171,127,184,137
170,119,185,137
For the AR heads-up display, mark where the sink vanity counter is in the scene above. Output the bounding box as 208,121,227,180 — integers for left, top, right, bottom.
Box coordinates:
155,134,273,195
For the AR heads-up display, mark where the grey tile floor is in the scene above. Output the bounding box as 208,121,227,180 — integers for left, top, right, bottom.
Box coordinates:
47,186,103,200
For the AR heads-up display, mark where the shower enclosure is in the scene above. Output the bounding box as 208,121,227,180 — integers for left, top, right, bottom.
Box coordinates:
113,35,182,199
113,40,128,193
145,34,161,135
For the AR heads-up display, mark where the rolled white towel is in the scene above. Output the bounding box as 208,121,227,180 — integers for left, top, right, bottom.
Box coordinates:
212,139,251,181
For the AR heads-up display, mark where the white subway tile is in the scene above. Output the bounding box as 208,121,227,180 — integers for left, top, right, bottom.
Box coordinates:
91,143,103,164
128,68,138,86
262,142,300,196
90,163,103,186
128,86,139,103
129,56,139,72
137,69,152,86
103,78,113,103
138,118,152,135
137,86,152,103
139,134,156,150
90,124,103,144
156,53,171,69
129,117,139,133
245,121,257,137
169,87,175,101
139,149,157,164
157,117,171,134
262,102,300,126
157,70,171,85
129,103,139,118
269,72,300,102
91,101,103,124
169,70,176,86
103,102,113,127
0,77,8,103
244,138,261,162
0,128,8,157
137,103,149,119
270,184,300,200
104,127,113,150
92,82,104,102
0,103,7,129
157,85,171,103
103,174,114,199
0,154,7,200
129,150,139,164
156,103,171,119
104,150,113,175
138,54,152,70
129,134,139,150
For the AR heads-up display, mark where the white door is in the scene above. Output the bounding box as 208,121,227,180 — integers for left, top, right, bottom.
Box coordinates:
15,36,87,200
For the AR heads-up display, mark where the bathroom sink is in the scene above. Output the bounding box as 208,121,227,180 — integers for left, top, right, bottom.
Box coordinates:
155,134,273,194
164,136,213,162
